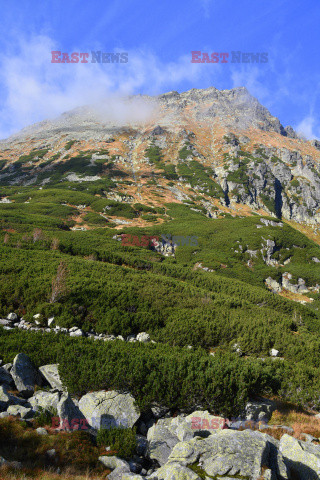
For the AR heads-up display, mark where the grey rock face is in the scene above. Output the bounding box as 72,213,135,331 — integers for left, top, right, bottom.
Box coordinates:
280,434,320,479
149,462,200,479
79,390,140,430
146,412,225,466
245,398,276,423
136,332,151,343
11,353,42,397
29,390,60,412
7,404,34,419
166,430,288,480
107,466,132,480
36,427,48,435
98,456,130,470
57,393,85,430
147,419,180,466
39,364,64,391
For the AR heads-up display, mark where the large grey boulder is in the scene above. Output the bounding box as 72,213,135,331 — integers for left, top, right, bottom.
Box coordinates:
108,466,131,480
167,430,288,480
79,390,140,430
245,398,276,423
7,404,34,419
147,418,180,466
149,462,200,479
11,353,42,397
99,456,130,470
57,393,86,431
280,433,320,479
29,390,60,412
147,412,226,466
177,411,226,440
39,364,64,391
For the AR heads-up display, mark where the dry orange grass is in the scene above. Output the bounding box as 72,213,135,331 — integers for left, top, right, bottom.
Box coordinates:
0,465,109,480
268,400,320,441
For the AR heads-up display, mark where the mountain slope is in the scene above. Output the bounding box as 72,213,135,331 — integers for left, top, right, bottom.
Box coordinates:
1,86,320,227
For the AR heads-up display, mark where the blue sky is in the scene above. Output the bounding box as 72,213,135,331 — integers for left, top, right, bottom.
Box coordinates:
0,0,319,139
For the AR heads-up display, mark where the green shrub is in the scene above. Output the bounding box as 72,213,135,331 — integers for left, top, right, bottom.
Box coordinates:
34,406,58,427
96,427,137,458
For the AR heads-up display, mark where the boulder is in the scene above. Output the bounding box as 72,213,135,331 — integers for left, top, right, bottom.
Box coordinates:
57,393,86,431
39,364,64,391
36,427,48,435
280,433,320,479
0,366,14,387
166,430,287,480
99,456,130,470
136,332,150,343
69,329,83,337
270,348,279,357
7,313,18,321
11,353,42,397
149,462,200,479
29,390,60,412
108,466,131,480
147,412,226,466
245,398,276,422
46,449,56,459
122,475,144,480
147,418,180,466
7,405,34,419
0,319,12,326
136,435,148,456
79,390,140,430
48,317,55,327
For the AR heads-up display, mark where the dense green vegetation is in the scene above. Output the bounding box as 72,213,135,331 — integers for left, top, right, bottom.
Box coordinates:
1,171,320,414
145,144,178,180
96,427,137,458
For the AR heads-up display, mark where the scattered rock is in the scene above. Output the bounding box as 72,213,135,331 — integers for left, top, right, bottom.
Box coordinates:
39,364,64,391
245,398,276,423
149,462,200,479
280,433,320,479
99,456,130,471
79,390,140,430
11,353,42,397
7,404,34,419
136,332,151,343
29,390,60,411
36,427,48,435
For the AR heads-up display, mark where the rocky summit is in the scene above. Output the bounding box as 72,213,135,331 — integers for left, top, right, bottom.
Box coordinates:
1,86,320,226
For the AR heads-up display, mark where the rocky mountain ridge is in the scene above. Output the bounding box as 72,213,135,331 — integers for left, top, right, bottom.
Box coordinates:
1,86,320,228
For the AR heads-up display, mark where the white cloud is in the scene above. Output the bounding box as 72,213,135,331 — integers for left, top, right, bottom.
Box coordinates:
0,34,220,139
295,116,320,140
